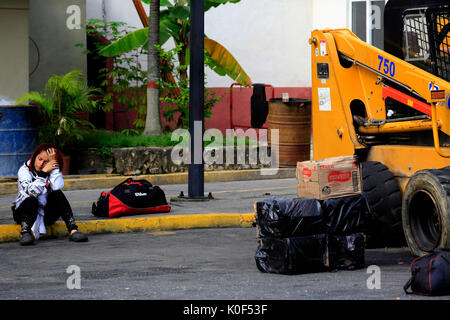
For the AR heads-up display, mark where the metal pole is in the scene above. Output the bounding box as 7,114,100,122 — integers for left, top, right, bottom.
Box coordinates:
366,0,372,45
188,0,205,198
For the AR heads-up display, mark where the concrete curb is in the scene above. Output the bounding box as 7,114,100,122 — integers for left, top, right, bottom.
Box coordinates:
0,168,296,195
0,213,256,243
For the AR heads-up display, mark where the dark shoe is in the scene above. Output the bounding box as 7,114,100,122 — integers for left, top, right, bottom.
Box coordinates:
20,232,35,246
69,231,88,242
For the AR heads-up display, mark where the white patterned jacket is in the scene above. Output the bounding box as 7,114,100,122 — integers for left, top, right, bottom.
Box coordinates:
13,160,64,212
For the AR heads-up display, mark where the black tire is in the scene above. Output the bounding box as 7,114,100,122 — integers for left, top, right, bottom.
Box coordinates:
362,161,405,248
402,167,450,257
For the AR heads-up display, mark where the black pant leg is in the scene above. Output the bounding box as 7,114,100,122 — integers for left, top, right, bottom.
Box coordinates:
12,197,39,233
44,190,78,232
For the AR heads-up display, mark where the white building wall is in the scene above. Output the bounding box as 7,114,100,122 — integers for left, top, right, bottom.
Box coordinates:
312,0,348,30
86,0,149,75
87,0,148,27
86,0,103,20
85,0,351,88
205,0,313,87
0,0,29,103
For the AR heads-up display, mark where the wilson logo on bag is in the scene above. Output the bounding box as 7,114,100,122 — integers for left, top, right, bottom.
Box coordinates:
91,178,171,218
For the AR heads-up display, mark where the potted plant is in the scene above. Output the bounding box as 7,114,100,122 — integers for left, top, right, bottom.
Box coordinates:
16,70,105,174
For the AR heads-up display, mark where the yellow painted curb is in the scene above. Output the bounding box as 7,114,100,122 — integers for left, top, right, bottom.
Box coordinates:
0,213,256,243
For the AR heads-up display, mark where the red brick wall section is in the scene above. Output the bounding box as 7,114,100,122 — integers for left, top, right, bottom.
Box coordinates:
206,86,312,134
105,86,312,133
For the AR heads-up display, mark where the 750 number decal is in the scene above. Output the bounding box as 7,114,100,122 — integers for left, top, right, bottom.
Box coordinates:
377,55,395,77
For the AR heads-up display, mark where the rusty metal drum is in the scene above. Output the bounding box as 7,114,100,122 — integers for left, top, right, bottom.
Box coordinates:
268,98,312,167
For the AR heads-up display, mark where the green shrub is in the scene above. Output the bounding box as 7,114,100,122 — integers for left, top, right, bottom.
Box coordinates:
69,129,259,149
72,129,177,148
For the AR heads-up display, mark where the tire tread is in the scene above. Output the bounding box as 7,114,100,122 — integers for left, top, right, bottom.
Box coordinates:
362,161,404,247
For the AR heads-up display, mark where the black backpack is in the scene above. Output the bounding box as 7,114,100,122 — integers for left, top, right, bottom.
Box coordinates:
404,248,450,296
91,178,171,218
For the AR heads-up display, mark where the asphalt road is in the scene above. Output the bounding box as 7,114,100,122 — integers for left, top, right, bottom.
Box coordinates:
1,177,447,306
0,227,445,301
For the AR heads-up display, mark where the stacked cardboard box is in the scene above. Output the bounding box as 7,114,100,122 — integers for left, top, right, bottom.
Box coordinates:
296,155,362,200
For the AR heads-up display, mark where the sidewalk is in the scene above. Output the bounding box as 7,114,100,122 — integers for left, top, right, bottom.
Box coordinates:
0,169,297,243
0,168,295,194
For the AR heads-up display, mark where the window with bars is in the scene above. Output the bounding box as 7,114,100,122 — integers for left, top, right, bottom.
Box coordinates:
432,9,449,81
403,7,449,81
403,12,429,62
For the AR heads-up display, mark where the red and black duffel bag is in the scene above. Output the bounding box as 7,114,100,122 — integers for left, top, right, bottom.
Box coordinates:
91,178,171,218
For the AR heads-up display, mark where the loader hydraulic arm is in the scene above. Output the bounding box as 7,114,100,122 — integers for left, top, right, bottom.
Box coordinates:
329,29,448,109
309,29,450,160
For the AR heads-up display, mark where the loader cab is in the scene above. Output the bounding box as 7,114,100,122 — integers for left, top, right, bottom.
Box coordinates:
373,0,450,148
384,0,449,81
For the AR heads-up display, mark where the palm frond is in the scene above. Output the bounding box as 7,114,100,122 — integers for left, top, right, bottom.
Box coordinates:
15,92,54,117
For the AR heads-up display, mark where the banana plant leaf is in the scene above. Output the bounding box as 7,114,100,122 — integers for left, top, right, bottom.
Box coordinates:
99,27,149,57
99,29,251,86
160,9,183,45
204,38,251,87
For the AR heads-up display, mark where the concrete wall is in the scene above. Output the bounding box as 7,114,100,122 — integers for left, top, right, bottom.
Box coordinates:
87,0,147,27
29,0,87,91
86,0,103,19
85,1,352,132
312,0,348,30
86,0,320,88
86,0,149,75
0,0,29,104
83,0,352,88
205,0,313,88
203,0,347,88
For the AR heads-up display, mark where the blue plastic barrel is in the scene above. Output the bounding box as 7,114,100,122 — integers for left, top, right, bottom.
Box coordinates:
0,106,39,177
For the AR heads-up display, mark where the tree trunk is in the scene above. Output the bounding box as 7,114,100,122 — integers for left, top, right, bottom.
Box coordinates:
178,44,188,83
143,0,163,135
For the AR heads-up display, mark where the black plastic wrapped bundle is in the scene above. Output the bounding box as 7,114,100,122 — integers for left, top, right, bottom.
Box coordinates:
255,234,330,275
255,197,325,238
254,195,368,275
329,233,365,271
321,195,369,235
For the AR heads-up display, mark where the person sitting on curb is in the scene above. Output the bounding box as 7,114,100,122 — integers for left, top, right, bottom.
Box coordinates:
11,143,88,245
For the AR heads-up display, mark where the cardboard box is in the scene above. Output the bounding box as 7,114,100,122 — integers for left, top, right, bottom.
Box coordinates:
296,155,362,200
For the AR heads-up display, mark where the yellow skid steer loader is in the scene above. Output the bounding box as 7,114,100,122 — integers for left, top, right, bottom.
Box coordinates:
309,0,449,256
